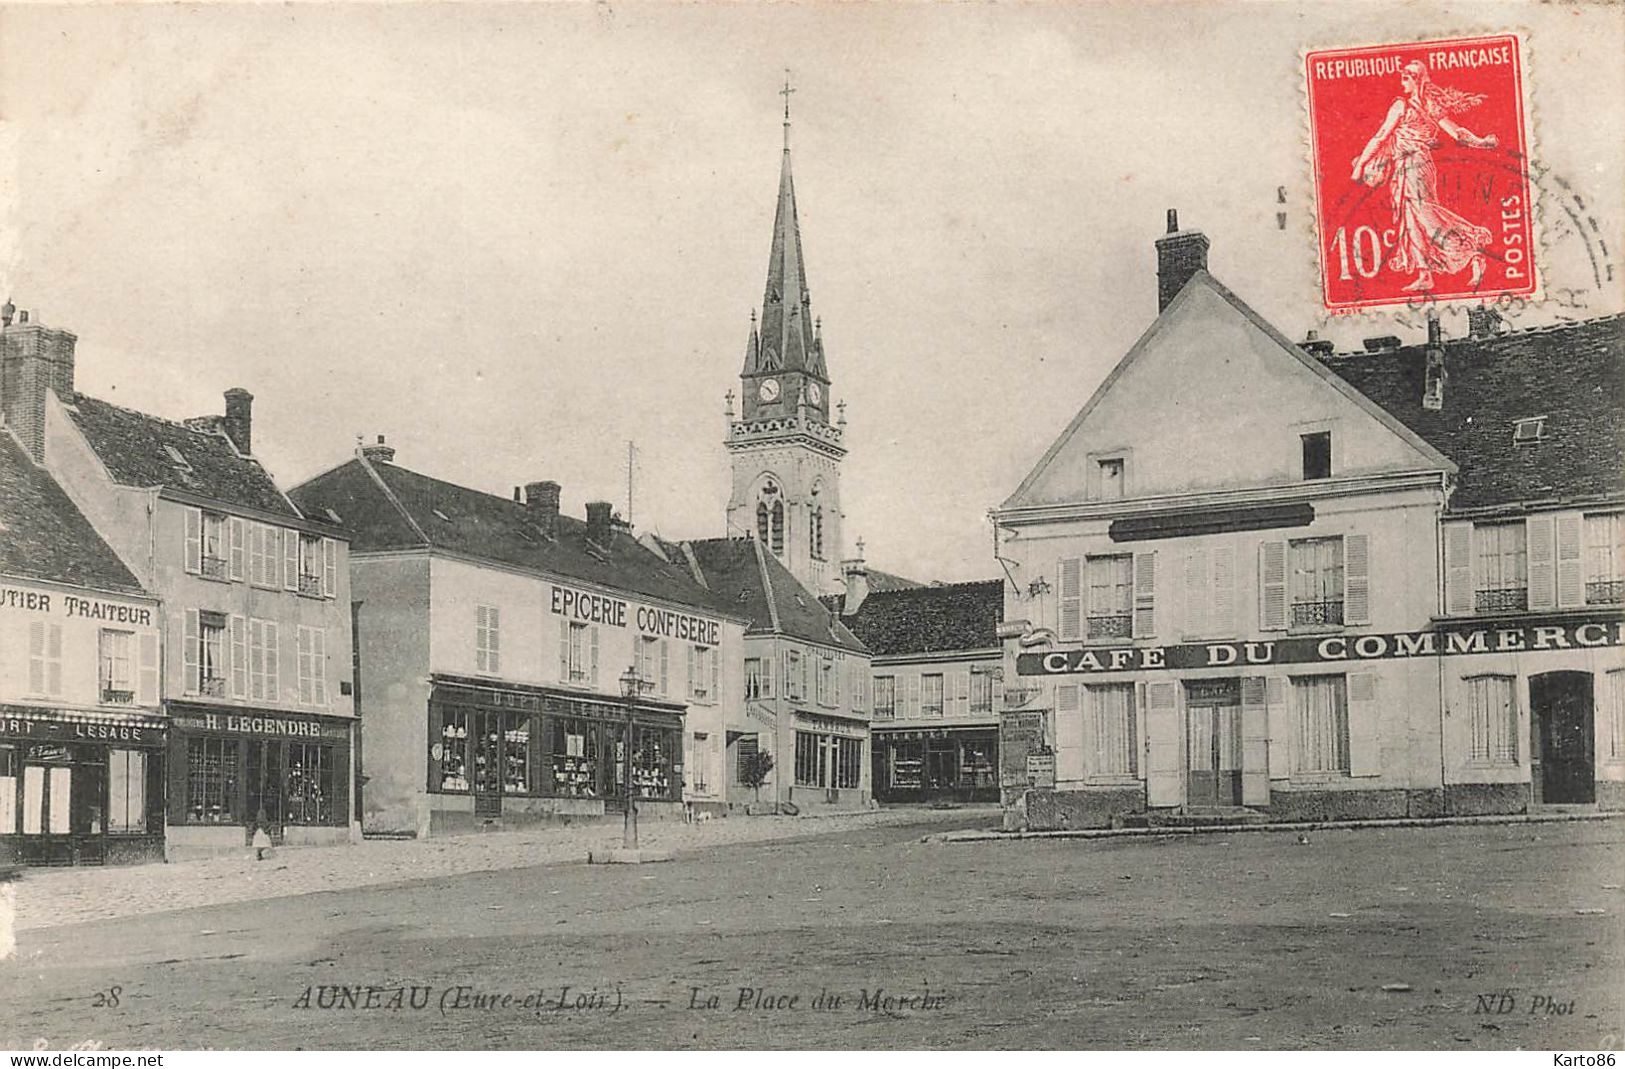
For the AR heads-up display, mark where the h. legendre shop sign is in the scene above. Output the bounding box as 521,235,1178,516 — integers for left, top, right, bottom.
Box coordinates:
1017,619,1625,676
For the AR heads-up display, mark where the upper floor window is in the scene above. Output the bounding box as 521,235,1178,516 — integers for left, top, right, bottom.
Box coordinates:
1475,521,1528,613
562,621,598,685
921,673,945,719
1301,431,1332,480
1290,537,1344,627
970,670,994,715
1059,552,1156,641
1259,534,1369,631
296,625,329,708
744,657,773,701
201,512,228,579
1586,513,1623,606
873,676,896,720
1085,555,1133,639
99,629,135,705
475,605,500,675
1097,457,1125,500
248,523,283,589
688,645,718,703
816,657,836,706
298,534,324,597
247,618,279,702
28,621,63,697
785,649,805,701
635,636,668,695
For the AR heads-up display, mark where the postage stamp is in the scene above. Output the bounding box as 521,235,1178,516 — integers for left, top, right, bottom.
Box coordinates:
1304,34,1537,312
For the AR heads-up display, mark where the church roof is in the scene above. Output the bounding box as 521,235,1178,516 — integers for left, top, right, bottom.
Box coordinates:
742,118,827,382
681,537,867,654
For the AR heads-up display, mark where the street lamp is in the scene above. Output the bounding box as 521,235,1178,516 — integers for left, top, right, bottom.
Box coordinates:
618,666,646,850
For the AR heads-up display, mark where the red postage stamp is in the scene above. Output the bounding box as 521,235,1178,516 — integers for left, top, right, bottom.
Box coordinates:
1305,34,1536,312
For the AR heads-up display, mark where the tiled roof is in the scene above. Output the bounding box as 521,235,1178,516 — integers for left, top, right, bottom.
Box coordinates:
828,579,1004,657
1320,314,1624,512
63,394,298,517
0,431,144,593
290,458,741,618
866,568,925,592
684,537,867,653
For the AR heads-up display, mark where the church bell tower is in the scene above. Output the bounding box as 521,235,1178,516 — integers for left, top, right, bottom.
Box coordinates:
725,79,847,596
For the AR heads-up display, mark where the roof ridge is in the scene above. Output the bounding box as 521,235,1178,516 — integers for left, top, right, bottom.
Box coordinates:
355,454,430,545
750,538,782,633
73,392,233,440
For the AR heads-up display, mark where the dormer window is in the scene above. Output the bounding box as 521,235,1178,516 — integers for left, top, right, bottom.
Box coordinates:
1513,416,1547,445
1096,457,1126,501
163,444,192,471
1301,431,1332,481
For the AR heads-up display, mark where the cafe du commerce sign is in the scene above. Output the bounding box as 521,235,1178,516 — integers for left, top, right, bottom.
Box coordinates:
1017,619,1625,676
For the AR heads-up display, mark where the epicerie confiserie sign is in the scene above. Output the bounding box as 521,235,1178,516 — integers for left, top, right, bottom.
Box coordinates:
549,584,720,646
0,586,155,626
1018,619,1624,676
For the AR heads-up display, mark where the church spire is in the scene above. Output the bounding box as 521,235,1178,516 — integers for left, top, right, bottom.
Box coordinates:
747,72,821,385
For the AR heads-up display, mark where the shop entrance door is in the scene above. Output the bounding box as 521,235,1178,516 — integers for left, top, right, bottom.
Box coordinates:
1186,693,1242,808
471,710,504,818
20,745,76,865
924,743,957,797
1531,672,1594,805
245,740,284,844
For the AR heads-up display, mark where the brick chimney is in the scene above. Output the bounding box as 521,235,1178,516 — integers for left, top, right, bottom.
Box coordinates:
1422,312,1447,412
1155,209,1211,313
524,480,561,537
222,388,253,455
0,308,78,461
360,434,396,464
1467,305,1505,339
585,500,613,546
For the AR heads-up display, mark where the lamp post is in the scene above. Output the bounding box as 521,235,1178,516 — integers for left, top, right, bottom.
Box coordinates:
618,666,645,850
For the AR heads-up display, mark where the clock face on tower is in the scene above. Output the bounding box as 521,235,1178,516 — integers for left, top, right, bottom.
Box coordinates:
758,379,780,402
808,382,823,405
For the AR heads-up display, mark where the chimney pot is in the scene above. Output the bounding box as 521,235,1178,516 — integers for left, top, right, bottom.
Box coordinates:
1467,305,1505,339
360,433,396,464
1,300,13,327
1362,335,1402,353
523,480,561,537
18,310,28,324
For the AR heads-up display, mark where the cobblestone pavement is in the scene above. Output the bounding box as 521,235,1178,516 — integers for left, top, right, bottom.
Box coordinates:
8,807,992,932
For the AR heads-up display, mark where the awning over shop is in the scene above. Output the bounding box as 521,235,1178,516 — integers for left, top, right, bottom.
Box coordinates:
0,703,168,746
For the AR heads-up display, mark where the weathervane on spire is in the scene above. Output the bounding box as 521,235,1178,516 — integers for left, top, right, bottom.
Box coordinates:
780,70,795,149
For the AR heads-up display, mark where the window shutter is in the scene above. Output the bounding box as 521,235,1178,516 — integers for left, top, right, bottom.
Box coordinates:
1344,533,1371,625
558,621,570,681
1058,558,1082,641
1211,545,1235,637
230,615,248,698
687,645,696,696
1258,541,1287,631
228,518,245,581
956,670,970,715
1133,682,1149,781
1182,548,1208,638
1348,672,1381,777
1527,514,1556,611
283,529,299,591
265,622,280,702
908,674,920,719
660,640,670,695
487,606,499,673
1240,676,1270,805
313,629,328,707
1143,681,1181,806
184,508,202,574
46,625,62,695
1265,677,1289,777
1443,521,1474,616
28,620,46,694
710,647,720,702
1055,684,1083,783
323,537,338,598
297,627,313,705
138,632,160,705
1133,550,1156,638
589,626,599,685
183,609,201,694
1556,511,1585,608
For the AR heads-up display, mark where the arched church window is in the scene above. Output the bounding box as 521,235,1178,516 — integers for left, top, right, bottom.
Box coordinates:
757,502,770,545
771,501,785,556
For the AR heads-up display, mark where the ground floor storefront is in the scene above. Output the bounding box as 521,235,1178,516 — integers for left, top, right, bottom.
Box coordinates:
1006,615,1625,831
872,726,999,804
0,704,167,866
166,703,355,859
415,676,686,836
785,710,871,810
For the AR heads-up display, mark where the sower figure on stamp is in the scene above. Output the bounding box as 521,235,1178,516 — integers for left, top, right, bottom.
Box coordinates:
1351,59,1499,293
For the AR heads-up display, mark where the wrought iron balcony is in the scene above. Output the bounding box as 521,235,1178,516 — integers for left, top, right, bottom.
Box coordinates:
1475,586,1528,613
298,573,323,596
100,688,135,705
1587,579,1624,606
1291,600,1345,627
872,705,896,721
922,703,944,719
201,555,228,580
1086,613,1133,639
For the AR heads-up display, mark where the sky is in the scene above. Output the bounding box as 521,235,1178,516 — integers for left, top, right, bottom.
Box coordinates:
3,2,1622,583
